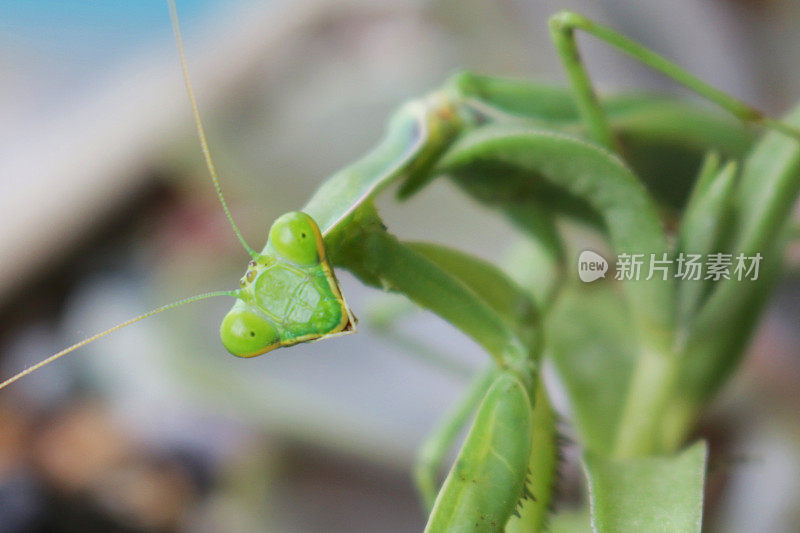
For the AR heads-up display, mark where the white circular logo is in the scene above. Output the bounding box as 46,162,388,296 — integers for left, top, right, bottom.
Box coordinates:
578,250,608,282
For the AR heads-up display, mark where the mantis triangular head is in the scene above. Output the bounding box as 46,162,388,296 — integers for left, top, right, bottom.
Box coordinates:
220,212,356,357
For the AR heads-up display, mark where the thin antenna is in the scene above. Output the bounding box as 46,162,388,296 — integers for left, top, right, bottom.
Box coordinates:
0,290,237,391
168,0,258,258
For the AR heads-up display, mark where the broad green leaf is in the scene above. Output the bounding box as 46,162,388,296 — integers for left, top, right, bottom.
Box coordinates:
547,282,637,456
444,160,604,230
451,72,753,208
501,206,565,310
611,100,752,209
436,125,674,346
547,507,592,533
448,72,577,121
584,441,707,533
505,235,564,312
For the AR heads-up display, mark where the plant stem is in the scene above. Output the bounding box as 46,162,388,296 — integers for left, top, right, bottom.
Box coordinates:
612,346,680,458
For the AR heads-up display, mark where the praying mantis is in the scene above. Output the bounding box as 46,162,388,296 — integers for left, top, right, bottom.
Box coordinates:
4,2,800,531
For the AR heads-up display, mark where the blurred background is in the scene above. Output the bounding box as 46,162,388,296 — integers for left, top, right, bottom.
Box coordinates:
0,0,799,531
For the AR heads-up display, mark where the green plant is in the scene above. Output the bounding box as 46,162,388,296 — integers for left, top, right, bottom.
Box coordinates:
5,4,800,531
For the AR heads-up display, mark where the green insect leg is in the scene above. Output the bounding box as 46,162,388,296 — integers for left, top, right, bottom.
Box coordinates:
506,379,559,533
414,367,497,511
330,206,532,376
424,372,533,533
548,10,800,150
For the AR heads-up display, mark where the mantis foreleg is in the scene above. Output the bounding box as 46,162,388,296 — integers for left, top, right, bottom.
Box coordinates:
414,367,497,511
328,205,534,378
506,378,559,533
424,372,534,533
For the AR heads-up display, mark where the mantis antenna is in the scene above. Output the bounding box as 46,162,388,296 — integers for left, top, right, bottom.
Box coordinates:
168,0,258,259
0,3,253,391
0,290,238,391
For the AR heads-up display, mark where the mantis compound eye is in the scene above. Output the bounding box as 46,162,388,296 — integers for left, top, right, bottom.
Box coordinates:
220,304,279,357
267,211,323,266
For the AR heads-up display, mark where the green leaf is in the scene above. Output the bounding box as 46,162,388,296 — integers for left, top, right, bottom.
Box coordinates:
450,72,584,123
436,125,674,347
450,72,753,208
547,507,592,533
676,157,738,326
505,235,564,313
611,100,753,209
680,102,800,405
547,282,637,456
584,441,707,533
444,159,604,230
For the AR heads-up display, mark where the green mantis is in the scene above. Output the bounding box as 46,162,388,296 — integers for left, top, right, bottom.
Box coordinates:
4,2,800,531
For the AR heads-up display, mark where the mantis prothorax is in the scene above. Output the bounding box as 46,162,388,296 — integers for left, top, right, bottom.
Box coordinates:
3,3,800,530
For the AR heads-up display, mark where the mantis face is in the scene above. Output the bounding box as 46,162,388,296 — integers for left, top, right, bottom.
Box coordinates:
220,212,355,357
